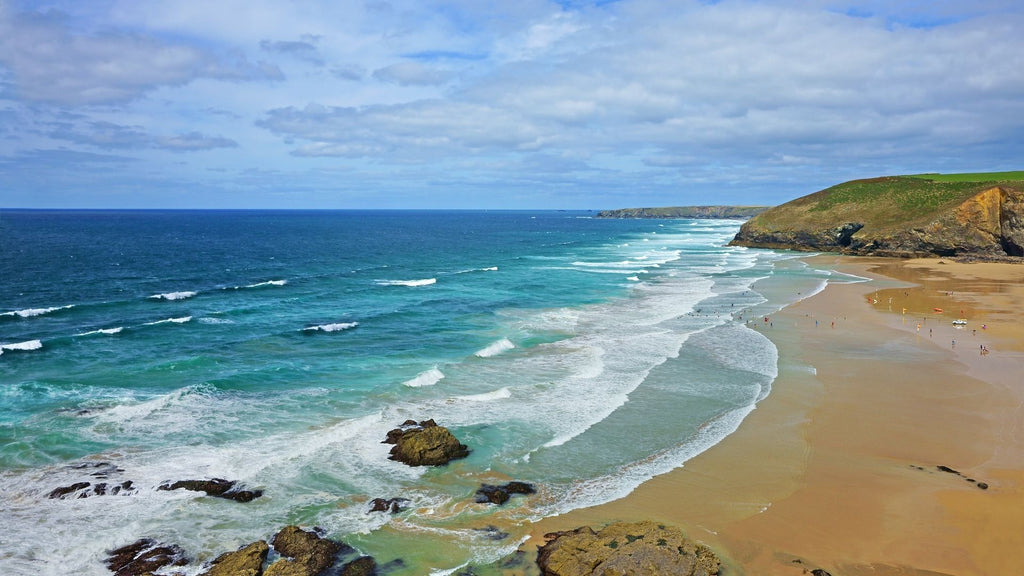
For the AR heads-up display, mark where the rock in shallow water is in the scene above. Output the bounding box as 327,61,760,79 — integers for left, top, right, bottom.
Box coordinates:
265,525,351,576
475,481,536,505
158,478,263,502
384,419,469,466
104,538,189,576
536,521,720,576
202,540,269,576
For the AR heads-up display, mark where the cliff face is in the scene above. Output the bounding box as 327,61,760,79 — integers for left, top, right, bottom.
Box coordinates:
731,180,1024,258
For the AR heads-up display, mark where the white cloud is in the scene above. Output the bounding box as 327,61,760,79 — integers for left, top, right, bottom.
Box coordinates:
0,7,282,106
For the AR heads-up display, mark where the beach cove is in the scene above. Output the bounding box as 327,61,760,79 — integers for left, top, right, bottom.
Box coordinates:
529,256,1024,576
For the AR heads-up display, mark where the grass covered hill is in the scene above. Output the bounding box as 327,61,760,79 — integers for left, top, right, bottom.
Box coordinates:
729,172,1024,258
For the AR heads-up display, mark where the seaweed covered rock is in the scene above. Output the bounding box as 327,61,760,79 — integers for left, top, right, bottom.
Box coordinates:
536,521,720,576
265,525,350,576
384,419,469,466
203,540,269,576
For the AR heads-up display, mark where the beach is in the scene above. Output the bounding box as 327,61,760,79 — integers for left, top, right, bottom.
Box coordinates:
529,256,1024,576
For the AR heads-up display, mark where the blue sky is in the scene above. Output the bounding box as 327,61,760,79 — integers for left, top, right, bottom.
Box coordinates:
1,0,1022,209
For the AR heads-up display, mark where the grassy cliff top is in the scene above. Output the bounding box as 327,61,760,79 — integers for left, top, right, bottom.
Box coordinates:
753,172,1024,232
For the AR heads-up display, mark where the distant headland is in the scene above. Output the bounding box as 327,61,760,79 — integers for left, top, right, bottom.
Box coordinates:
596,206,770,219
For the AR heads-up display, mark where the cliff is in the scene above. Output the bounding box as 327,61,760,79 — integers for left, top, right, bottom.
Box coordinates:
596,206,769,219
730,174,1024,258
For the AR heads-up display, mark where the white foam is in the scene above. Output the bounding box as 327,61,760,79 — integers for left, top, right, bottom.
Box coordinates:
474,338,514,358
404,367,445,387
245,279,287,288
2,305,75,318
0,339,42,351
456,266,498,274
144,316,192,325
455,387,511,402
75,327,124,336
626,276,640,282
149,291,197,301
303,322,358,332
377,278,436,287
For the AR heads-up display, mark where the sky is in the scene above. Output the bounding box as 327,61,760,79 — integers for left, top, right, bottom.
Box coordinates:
1,0,1022,210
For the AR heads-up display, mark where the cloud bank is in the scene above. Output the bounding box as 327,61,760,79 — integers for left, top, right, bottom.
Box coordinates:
1,0,1022,208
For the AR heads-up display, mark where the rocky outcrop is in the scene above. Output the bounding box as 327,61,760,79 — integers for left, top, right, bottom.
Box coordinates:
475,481,536,505
158,478,263,502
265,525,350,576
731,178,1024,258
384,419,469,466
105,538,189,576
536,521,720,576
597,206,769,219
203,540,269,576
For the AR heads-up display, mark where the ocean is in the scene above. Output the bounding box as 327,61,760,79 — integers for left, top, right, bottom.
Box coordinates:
0,210,839,575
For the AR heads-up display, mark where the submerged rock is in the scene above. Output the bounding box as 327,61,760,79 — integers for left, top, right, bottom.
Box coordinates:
158,478,263,502
104,538,189,576
475,481,536,505
202,540,269,576
340,555,377,576
266,525,350,576
368,497,408,513
536,521,720,576
385,419,469,466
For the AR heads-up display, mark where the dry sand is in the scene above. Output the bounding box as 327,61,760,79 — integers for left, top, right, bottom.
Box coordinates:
528,256,1024,576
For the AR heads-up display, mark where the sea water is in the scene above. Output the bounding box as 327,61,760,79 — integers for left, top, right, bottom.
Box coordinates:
0,210,839,575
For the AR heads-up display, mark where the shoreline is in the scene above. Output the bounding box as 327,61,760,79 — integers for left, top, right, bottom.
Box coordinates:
527,255,1024,575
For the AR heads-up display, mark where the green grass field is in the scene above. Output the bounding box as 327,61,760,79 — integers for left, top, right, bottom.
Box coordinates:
906,171,1024,183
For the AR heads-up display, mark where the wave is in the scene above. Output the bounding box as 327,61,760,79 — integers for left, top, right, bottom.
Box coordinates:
376,278,437,287
0,339,43,352
404,367,445,387
455,387,512,402
474,338,515,358
455,266,498,274
303,322,359,333
149,291,198,301
75,327,124,336
144,316,192,326
234,279,288,289
1,304,75,318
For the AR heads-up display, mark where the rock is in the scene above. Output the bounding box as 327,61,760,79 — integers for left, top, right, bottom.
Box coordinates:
385,420,469,466
202,540,269,576
811,570,833,576
536,521,720,576
48,481,91,499
474,481,536,505
340,556,376,576
158,478,263,502
105,538,188,576
937,465,960,474
978,482,989,490
266,525,349,576
368,497,408,513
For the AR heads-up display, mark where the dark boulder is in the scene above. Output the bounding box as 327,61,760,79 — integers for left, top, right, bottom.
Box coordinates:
385,420,469,466
48,481,91,499
158,478,263,502
474,481,536,505
105,538,188,576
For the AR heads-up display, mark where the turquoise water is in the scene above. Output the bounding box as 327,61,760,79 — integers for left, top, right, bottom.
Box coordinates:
0,210,835,575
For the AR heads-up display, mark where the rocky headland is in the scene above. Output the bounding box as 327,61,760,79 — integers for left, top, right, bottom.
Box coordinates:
730,173,1024,258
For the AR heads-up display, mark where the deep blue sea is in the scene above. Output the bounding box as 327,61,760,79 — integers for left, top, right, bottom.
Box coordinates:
0,210,839,575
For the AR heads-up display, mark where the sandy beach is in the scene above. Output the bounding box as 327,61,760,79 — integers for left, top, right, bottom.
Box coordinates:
529,256,1024,576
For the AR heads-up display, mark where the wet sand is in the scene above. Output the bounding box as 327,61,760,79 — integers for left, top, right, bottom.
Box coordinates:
528,256,1024,576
